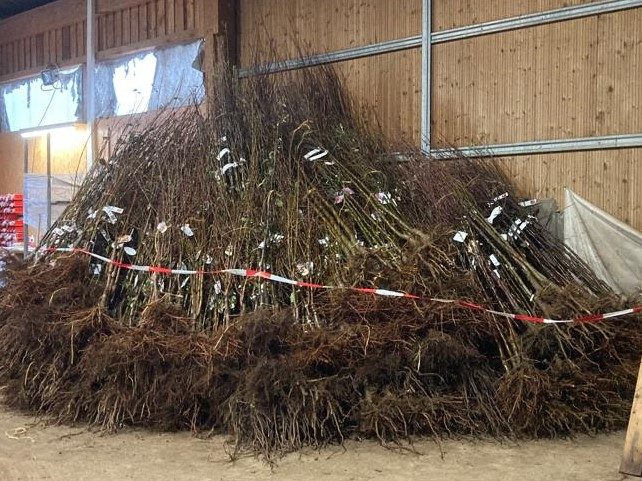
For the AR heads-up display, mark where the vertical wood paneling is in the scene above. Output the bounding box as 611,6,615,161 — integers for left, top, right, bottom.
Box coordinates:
432,28,537,146
238,0,422,67
56,27,63,63
114,10,123,47
139,2,149,41
0,133,26,195
47,30,55,64
12,41,18,72
156,0,166,37
35,33,45,66
185,0,195,30
105,12,115,49
81,19,86,55
16,39,23,72
148,1,158,39
432,0,599,31
98,15,106,51
73,22,81,58
0,0,205,79
122,9,132,45
62,26,72,60
497,149,642,231
30,36,38,68
431,17,603,146
533,17,597,140
175,0,185,32
595,8,642,136
166,0,176,35
131,6,140,43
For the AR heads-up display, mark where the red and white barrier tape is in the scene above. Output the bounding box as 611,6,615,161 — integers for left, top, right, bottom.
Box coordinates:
48,247,641,325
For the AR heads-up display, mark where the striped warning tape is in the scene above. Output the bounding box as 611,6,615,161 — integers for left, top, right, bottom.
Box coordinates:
47,247,641,325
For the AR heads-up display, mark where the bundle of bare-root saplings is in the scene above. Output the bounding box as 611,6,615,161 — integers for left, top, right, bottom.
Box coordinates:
0,66,640,458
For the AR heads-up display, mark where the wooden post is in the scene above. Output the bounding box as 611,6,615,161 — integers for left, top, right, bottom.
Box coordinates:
85,0,96,171
199,0,237,103
620,359,642,476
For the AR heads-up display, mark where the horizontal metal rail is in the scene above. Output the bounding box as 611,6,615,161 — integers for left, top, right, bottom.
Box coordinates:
238,36,421,77
432,0,642,44
429,133,642,159
239,0,642,77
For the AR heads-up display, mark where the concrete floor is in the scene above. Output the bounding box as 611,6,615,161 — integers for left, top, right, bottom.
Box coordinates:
0,406,634,481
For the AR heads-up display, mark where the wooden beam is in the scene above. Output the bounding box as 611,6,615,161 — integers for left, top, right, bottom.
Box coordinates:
0,0,85,42
95,31,200,61
621,359,642,476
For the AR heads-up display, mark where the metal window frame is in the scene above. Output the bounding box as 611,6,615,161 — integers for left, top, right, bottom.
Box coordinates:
421,0,431,152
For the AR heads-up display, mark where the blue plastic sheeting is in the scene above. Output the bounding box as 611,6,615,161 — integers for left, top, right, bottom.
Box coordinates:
95,39,204,118
0,65,83,132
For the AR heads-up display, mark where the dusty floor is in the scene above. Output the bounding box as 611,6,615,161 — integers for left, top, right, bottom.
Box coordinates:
0,406,633,481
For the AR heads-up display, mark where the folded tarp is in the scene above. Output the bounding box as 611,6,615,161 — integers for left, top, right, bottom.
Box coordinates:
564,188,642,298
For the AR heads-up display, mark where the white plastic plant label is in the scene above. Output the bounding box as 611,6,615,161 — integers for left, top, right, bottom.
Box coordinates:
486,206,503,224
181,224,194,237
453,231,468,243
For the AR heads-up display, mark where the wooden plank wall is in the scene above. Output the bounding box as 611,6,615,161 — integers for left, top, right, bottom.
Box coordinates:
431,6,642,229
432,0,600,30
0,134,24,194
236,0,642,229
238,0,422,66
0,0,206,81
95,0,203,60
238,0,422,143
431,9,642,146
496,149,642,231
0,0,86,80
0,1,640,227
0,129,88,195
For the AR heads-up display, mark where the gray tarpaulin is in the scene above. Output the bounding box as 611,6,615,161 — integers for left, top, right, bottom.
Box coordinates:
563,188,642,298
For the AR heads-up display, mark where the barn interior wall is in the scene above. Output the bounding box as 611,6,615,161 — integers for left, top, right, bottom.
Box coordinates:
0,133,23,194
0,0,639,229
236,0,642,230
0,0,218,194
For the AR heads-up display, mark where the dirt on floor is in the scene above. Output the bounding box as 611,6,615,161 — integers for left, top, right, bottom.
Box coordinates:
0,405,633,481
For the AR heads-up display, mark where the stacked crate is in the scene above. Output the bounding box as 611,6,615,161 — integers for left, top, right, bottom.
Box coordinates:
0,194,24,248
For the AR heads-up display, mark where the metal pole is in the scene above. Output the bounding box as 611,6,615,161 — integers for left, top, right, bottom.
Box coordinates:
421,0,431,153
85,0,96,170
22,140,28,257
46,133,52,230
429,132,642,159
